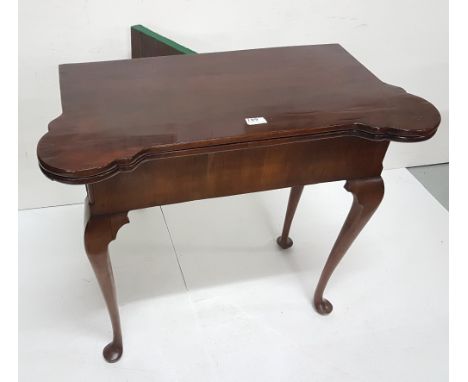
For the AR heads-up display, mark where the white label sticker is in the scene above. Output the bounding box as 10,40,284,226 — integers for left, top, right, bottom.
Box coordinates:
245,117,267,125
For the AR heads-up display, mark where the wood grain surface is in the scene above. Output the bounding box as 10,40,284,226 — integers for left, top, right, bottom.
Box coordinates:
37,44,440,184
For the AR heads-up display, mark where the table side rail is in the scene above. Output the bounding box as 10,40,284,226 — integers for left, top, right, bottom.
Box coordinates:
87,136,389,215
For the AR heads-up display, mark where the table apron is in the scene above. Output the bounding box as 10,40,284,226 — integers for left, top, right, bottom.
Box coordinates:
87,136,389,215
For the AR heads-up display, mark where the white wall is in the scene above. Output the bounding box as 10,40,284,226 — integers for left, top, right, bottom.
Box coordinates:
19,0,448,209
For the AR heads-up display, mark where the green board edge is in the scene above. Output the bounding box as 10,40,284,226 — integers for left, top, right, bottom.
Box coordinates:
131,24,197,55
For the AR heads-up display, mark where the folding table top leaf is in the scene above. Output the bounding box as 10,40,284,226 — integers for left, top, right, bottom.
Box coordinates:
37,44,440,184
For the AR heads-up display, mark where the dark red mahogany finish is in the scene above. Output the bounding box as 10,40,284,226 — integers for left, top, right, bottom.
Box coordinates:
38,44,439,184
37,34,440,363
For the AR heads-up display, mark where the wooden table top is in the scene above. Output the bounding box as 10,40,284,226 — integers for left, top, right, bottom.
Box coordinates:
37,44,440,184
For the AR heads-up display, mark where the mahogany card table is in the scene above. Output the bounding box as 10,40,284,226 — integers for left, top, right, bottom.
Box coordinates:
37,35,440,362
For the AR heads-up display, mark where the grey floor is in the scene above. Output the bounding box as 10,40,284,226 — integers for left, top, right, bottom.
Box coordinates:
407,163,449,210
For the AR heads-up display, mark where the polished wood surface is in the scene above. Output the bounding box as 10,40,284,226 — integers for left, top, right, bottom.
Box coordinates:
87,136,389,215
313,177,385,314
37,26,441,363
37,44,440,184
277,186,304,249
84,201,129,362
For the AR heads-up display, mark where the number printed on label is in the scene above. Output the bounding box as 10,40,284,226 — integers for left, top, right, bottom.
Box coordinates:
245,117,267,125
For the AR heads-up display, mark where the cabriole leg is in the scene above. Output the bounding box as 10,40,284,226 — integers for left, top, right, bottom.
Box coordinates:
277,186,304,249
314,177,384,315
84,201,129,362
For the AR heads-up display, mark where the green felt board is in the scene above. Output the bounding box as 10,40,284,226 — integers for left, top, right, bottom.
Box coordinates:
131,24,197,55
